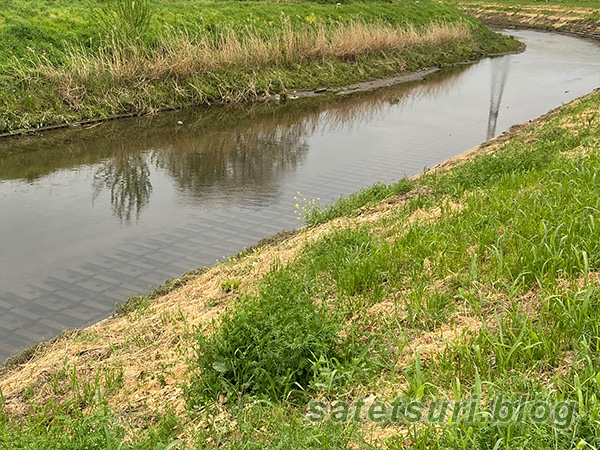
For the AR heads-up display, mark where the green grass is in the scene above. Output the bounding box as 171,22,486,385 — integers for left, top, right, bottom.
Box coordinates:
0,364,183,449
450,0,600,37
4,83,600,448
190,265,342,404
183,90,600,448
0,0,518,134
0,0,505,64
301,179,416,226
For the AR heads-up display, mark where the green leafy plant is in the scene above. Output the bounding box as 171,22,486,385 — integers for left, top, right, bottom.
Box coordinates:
220,278,241,293
189,267,340,405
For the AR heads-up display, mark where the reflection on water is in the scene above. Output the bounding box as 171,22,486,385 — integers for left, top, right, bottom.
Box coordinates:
0,29,599,362
153,132,309,208
487,55,511,140
93,153,153,223
0,63,468,220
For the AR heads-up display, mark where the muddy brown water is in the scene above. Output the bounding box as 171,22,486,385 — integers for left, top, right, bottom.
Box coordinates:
0,29,599,362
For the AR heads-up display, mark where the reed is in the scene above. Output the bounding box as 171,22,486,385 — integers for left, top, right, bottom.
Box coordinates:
30,21,471,95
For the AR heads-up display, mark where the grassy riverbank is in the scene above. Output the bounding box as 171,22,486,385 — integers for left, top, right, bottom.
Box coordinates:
0,0,518,134
452,0,600,37
2,81,600,448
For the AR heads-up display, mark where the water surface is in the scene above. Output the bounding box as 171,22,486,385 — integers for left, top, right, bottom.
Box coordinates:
0,30,599,361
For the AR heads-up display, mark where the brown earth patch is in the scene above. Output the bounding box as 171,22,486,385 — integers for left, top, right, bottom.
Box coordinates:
398,313,484,367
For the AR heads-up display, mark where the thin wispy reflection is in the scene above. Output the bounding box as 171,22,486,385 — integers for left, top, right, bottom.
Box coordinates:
487,56,511,140
93,153,153,223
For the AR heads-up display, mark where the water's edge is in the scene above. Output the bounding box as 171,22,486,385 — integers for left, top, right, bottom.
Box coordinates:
0,48,523,141
3,83,598,376
0,32,597,375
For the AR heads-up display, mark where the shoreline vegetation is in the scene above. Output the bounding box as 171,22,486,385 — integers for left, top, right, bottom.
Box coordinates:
452,0,600,38
2,1,600,449
0,0,519,135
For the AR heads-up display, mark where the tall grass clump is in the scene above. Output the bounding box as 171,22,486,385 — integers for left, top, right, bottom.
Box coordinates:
27,21,472,106
189,265,340,405
95,0,153,41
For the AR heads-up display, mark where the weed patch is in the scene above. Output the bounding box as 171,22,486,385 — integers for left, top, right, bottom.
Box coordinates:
189,266,341,404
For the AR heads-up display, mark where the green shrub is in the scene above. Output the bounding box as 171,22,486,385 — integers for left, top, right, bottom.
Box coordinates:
189,266,340,405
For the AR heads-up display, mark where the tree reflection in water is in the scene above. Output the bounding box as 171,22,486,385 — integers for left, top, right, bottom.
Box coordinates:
0,62,468,220
93,153,153,223
151,127,309,206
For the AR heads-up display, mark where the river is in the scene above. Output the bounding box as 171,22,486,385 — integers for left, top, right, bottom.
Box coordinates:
0,29,598,362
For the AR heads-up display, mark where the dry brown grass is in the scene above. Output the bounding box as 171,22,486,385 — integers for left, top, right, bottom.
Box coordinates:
397,313,484,367
459,2,600,38
30,21,470,96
